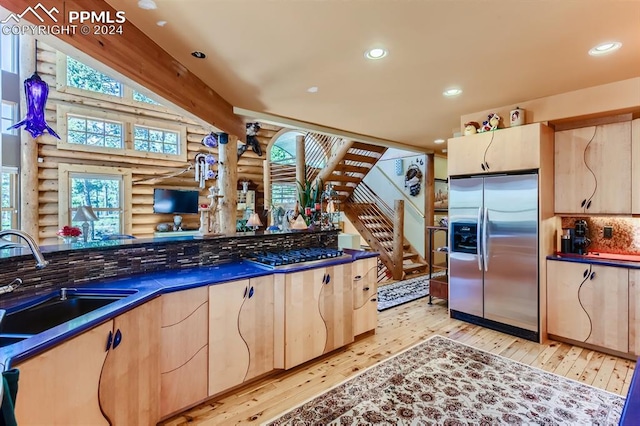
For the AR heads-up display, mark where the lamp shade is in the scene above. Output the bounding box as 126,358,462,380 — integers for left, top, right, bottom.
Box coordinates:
291,214,308,230
246,212,263,228
72,206,99,222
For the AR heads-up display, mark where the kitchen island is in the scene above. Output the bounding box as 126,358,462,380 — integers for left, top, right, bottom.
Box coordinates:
0,229,379,424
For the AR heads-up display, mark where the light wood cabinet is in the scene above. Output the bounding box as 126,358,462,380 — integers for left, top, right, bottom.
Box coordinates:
628,269,640,356
15,321,113,425
555,121,632,214
321,263,354,353
160,287,209,418
99,298,161,425
448,123,551,176
352,257,378,336
632,119,640,214
209,275,275,395
547,260,628,353
16,299,161,426
278,263,353,369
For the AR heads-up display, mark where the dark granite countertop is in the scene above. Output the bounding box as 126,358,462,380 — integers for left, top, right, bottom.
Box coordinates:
0,249,377,369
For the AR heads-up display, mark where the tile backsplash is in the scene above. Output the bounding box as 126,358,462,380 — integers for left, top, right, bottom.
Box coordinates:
560,216,640,254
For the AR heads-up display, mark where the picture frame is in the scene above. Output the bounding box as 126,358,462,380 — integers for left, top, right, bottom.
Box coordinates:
434,178,448,211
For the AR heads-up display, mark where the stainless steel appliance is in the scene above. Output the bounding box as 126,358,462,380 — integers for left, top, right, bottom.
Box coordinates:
449,173,539,341
573,220,591,255
246,247,350,270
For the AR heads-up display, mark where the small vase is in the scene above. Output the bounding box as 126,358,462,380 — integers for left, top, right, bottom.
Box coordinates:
62,236,78,244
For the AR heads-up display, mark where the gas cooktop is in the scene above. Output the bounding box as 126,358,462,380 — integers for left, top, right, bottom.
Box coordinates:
247,248,350,269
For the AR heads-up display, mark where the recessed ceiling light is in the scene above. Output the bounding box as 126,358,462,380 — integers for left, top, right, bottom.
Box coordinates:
191,51,206,59
307,86,319,93
138,0,157,10
157,20,167,27
434,138,445,144
589,41,622,56
365,48,387,60
443,88,462,97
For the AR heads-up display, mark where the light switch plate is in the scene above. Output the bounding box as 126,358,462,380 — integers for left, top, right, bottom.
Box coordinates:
603,226,613,238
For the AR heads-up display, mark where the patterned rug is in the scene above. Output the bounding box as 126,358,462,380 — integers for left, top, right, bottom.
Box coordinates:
377,273,443,311
263,335,625,425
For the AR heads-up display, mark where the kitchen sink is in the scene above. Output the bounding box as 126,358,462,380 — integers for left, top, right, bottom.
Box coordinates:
0,288,136,335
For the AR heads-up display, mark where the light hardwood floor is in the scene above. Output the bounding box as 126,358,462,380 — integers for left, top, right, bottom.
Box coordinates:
161,296,635,425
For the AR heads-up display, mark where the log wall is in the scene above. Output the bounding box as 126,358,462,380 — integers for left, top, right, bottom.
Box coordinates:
34,42,279,244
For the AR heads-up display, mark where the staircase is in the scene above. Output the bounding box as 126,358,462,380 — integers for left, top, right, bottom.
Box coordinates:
303,133,428,279
342,184,428,280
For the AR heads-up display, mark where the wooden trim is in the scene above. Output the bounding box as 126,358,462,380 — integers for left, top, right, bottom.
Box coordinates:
58,163,133,234
56,104,188,162
2,0,243,138
551,112,634,132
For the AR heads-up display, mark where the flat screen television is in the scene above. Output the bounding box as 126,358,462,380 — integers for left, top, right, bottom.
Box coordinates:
153,188,199,214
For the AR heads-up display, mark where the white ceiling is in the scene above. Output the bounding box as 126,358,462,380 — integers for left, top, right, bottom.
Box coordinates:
106,0,640,152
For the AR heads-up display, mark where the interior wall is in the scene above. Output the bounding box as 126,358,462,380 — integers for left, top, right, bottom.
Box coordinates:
33,41,272,244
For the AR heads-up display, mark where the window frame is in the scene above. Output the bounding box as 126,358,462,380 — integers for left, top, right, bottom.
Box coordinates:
58,164,133,235
1,101,18,136
56,53,169,110
57,105,187,161
0,167,19,230
0,29,18,73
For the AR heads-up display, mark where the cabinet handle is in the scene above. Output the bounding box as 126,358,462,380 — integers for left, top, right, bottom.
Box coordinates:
243,286,248,299
590,271,596,280
248,286,254,298
583,269,589,278
586,200,591,210
363,286,370,291
105,330,113,351
322,273,327,284
354,275,362,281
371,298,377,302
112,329,122,350
581,199,587,208
325,274,331,284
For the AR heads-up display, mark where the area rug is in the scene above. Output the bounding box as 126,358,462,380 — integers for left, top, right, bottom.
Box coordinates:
377,273,443,311
263,335,625,425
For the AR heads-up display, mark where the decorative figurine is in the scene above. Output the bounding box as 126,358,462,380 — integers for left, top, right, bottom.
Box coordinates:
479,113,501,132
464,121,480,136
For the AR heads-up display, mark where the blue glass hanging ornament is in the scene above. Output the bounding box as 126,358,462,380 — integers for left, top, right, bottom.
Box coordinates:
202,132,218,148
8,72,60,139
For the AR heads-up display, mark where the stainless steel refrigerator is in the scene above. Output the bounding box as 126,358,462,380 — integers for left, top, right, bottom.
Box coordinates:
449,173,539,341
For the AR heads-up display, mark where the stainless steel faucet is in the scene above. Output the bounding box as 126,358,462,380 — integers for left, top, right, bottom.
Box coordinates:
0,229,48,269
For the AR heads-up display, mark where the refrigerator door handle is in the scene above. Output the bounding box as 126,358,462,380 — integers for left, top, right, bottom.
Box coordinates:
477,207,483,271
483,207,489,272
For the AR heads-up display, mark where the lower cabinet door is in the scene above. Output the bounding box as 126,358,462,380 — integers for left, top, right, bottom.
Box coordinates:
160,287,209,418
320,263,354,353
283,268,327,369
209,279,250,395
353,258,378,336
15,320,113,425
240,275,275,382
99,299,161,426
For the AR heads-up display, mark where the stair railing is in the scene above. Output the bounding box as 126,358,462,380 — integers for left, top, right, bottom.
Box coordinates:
304,132,343,183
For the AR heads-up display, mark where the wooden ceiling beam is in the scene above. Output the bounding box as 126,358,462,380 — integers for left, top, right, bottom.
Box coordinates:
1,0,244,138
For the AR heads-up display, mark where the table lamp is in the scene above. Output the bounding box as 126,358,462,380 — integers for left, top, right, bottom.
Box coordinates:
246,212,263,231
72,205,99,242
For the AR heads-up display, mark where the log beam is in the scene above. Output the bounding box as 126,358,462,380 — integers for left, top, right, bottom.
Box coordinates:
1,0,244,137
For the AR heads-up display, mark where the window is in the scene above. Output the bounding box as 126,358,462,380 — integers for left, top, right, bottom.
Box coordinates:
67,114,124,148
0,30,17,73
66,57,123,97
271,183,298,207
59,164,133,240
1,101,17,135
133,91,161,105
0,168,18,230
133,125,179,155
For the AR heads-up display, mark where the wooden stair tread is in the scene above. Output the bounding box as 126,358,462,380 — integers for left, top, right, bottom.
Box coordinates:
403,252,419,259
333,164,371,174
403,263,428,273
326,175,362,183
350,142,387,153
343,153,379,164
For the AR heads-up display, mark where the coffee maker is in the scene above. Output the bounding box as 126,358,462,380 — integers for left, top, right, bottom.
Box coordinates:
573,220,591,255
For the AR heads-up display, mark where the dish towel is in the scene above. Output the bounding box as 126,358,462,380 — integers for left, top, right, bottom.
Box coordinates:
0,368,19,426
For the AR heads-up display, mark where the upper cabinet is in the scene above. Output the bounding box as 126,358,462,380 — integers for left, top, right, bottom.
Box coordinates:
555,121,632,214
632,119,640,214
448,123,553,176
